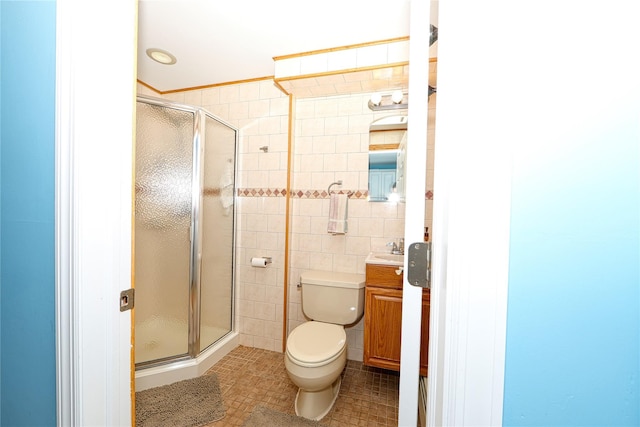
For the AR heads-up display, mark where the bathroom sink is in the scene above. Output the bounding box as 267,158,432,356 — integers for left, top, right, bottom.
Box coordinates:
365,252,404,267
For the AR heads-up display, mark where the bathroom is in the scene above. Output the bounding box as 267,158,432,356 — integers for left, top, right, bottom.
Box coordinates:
135,60,436,420
134,2,437,424
135,83,435,352
6,1,637,426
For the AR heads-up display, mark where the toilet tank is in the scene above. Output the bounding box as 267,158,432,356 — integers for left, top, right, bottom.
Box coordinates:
300,270,366,325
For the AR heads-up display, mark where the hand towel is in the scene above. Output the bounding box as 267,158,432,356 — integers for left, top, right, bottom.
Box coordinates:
327,193,348,234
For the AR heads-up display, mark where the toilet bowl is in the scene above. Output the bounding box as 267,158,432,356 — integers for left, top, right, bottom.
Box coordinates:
285,321,347,420
284,270,365,421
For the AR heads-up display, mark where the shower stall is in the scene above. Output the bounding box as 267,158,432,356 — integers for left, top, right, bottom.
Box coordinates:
134,96,238,390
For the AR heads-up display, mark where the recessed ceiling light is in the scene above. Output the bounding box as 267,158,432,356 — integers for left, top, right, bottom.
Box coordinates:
146,48,177,65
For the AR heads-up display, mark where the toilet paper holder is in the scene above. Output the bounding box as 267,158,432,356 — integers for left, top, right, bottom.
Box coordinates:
251,256,272,267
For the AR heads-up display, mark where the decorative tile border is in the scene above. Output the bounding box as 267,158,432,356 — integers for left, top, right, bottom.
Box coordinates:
237,188,434,200
237,188,287,197
290,189,368,200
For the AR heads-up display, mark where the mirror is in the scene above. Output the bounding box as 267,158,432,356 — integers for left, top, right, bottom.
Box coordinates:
368,115,408,202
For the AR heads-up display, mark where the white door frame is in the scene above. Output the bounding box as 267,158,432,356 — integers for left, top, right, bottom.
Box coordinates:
55,1,137,425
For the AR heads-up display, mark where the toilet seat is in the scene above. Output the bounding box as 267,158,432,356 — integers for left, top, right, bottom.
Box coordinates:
286,321,346,368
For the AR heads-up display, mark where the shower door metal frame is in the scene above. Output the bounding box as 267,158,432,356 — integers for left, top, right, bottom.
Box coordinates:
135,95,238,368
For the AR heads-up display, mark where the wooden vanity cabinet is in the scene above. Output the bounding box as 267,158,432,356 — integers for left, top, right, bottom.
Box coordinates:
363,263,430,376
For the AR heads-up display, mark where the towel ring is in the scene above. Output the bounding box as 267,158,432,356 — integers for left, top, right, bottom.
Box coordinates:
328,180,343,193
328,180,353,197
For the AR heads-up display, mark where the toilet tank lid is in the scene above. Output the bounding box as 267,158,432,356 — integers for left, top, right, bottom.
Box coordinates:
300,270,365,289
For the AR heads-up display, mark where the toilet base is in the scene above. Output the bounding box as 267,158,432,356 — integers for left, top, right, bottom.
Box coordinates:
294,377,341,421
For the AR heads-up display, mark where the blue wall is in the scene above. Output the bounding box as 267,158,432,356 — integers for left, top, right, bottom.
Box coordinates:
504,97,640,423
0,1,57,426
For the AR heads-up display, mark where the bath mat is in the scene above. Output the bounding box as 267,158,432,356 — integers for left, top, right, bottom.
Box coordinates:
242,405,321,427
135,374,225,427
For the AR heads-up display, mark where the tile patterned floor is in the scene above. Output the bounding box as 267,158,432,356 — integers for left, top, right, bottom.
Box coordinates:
204,345,400,426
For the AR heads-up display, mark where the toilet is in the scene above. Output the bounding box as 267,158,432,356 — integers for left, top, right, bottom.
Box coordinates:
284,270,366,421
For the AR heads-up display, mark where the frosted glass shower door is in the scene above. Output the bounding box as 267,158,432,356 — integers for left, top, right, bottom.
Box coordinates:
198,115,237,350
135,102,194,364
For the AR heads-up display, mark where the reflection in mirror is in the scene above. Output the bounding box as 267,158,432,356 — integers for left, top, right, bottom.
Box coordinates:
368,115,408,202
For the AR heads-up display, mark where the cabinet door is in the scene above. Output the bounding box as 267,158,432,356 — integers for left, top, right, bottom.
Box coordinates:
364,286,431,376
364,287,403,371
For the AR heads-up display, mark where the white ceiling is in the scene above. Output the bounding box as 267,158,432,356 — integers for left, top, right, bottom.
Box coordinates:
137,0,421,93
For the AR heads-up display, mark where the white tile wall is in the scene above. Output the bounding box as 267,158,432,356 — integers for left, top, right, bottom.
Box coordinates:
135,77,436,363
289,93,409,360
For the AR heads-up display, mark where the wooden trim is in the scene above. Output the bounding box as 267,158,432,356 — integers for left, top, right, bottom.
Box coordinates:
282,94,294,353
274,61,409,83
140,75,275,95
131,6,138,419
273,36,410,60
136,79,161,94
162,75,275,94
370,128,407,133
369,143,400,151
273,79,290,96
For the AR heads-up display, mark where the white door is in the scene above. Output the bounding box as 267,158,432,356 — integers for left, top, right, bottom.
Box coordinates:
406,1,512,425
55,1,136,425
400,2,511,426
397,1,432,425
